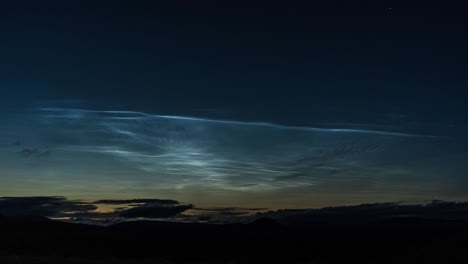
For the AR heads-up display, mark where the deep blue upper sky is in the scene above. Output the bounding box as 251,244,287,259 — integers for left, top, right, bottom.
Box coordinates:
1,1,467,125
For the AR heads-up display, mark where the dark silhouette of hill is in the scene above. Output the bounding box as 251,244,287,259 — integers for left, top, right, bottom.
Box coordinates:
111,219,219,231
0,214,101,232
251,201,468,229
1,207,468,263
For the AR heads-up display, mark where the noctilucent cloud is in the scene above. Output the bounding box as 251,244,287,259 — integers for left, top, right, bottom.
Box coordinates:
1,106,466,209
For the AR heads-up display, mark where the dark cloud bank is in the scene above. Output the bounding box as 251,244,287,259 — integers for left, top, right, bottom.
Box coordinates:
2,197,468,226
0,197,96,217
0,197,193,223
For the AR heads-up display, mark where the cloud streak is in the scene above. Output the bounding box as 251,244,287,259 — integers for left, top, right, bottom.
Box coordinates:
37,108,438,138
95,199,180,205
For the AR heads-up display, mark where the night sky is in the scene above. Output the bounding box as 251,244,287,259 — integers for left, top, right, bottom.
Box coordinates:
0,1,467,222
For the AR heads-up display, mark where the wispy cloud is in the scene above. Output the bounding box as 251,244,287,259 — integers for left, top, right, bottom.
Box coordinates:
37,108,439,138
0,106,463,207
16,107,456,196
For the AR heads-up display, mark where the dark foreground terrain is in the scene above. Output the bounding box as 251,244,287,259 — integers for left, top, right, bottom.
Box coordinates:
1,215,468,264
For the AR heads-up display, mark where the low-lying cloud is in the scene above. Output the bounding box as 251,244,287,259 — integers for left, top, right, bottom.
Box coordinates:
95,199,180,205
2,197,468,226
0,196,96,217
0,197,193,222
119,204,193,218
